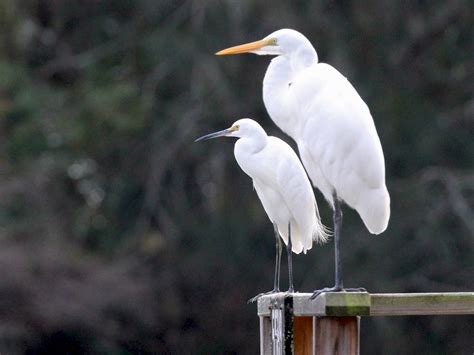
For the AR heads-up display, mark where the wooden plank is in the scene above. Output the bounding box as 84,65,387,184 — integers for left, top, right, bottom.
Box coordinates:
260,316,272,355
296,292,370,317
258,292,284,316
370,292,474,316
257,292,474,354
270,298,284,355
293,317,313,355
314,316,360,355
258,292,474,317
258,292,370,317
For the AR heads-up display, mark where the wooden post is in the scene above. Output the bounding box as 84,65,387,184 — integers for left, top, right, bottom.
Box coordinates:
257,292,474,355
293,317,312,354
271,297,284,355
260,313,272,354
314,317,359,355
258,292,370,355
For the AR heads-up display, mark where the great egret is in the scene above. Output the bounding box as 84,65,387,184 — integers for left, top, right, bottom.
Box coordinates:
216,29,390,297
195,118,328,300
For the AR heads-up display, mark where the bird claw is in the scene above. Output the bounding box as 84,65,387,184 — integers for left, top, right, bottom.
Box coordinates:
310,286,342,300
247,289,280,303
310,286,367,300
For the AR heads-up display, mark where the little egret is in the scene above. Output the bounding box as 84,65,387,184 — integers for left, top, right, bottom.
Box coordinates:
216,29,390,297
195,118,328,300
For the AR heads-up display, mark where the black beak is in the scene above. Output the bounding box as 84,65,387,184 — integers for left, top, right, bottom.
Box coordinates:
195,128,232,142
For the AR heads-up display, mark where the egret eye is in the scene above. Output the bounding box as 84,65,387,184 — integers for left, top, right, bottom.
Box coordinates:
231,124,240,132
269,38,278,46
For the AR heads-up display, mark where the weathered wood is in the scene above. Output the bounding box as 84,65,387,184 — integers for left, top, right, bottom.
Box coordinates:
270,298,284,355
314,317,359,355
258,292,370,317
293,317,313,355
258,293,362,355
260,316,272,355
370,292,474,316
257,292,474,354
258,292,474,317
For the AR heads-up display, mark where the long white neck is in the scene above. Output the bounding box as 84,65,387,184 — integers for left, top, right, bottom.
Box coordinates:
234,128,268,156
233,128,268,174
263,48,318,138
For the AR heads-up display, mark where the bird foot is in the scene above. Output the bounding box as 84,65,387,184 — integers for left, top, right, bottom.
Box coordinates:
248,289,280,303
310,286,343,300
283,287,296,298
310,286,367,300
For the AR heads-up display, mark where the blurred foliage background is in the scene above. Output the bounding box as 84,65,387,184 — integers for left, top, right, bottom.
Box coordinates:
0,0,473,353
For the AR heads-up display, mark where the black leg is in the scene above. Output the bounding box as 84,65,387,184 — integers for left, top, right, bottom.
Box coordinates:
248,223,283,303
273,223,282,292
287,222,294,293
311,195,367,300
334,197,343,289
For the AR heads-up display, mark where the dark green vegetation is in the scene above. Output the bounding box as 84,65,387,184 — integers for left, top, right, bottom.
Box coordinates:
0,1,472,353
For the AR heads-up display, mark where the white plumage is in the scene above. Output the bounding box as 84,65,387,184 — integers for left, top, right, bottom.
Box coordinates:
195,118,328,296
197,118,328,252
217,28,390,294
217,29,390,234
234,122,328,253
263,41,390,234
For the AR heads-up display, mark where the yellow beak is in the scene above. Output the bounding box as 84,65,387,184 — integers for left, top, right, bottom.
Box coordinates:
216,38,273,56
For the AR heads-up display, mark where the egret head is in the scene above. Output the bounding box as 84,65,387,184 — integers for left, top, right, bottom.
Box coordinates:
216,29,315,58
195,118,265,142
